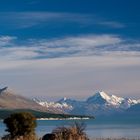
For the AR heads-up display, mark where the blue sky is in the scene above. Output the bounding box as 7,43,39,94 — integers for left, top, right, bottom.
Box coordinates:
0,0,140,100
0,0,139,40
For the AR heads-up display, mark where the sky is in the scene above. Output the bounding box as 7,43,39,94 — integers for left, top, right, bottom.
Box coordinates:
0,0,140,100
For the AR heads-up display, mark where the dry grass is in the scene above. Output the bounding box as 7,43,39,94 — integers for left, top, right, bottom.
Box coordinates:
90,138,140,140
1,136,140,140
50,122,89,140
1,134,38,140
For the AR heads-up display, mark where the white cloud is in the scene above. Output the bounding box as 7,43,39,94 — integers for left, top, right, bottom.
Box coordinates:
0,34,140,99
0,46,39,60
0,34,122,60
47,35,122,47
0,34,140,61
0,36,16,47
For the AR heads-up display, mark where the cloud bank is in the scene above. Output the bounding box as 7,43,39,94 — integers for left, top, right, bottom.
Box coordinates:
0,34,140,61
0,56,140,100
0,34,140,99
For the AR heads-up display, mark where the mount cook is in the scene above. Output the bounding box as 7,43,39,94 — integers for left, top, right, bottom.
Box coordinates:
34,91,140,116
0,87,140,117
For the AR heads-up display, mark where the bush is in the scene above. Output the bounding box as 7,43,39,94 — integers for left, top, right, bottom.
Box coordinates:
50,122,89,140
3,112,37,139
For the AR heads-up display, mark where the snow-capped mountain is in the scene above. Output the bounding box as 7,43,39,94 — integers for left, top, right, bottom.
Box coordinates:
57,97,85,109
86,91,138,109
34,91,140,116
33,98,73,113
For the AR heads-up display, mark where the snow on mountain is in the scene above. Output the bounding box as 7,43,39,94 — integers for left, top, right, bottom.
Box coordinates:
86,91,111,104
34,91,140,116
86,91,139,109
138,99,140,103
33,98,73,112
57,97,85,107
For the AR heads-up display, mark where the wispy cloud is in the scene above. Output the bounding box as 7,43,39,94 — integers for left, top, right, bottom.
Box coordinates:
0,36,17,47
0,12,125,29
0,34,140,60
99,21,125,28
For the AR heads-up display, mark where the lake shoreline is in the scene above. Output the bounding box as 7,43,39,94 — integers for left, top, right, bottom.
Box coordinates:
0,117,91,121
37,117,90,120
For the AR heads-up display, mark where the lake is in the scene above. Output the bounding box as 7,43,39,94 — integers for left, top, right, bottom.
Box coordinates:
0,118,140,139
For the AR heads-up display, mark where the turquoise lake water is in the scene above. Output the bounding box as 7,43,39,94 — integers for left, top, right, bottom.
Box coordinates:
0,118,140,139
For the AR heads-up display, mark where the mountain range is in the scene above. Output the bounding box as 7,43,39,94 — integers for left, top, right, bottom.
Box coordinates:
0,87,92,119
34,91,140,117
0,87,140,118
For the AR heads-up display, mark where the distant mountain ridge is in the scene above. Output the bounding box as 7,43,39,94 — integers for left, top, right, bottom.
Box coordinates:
1,87,140,117
0,87,61,113
0,87,47,111
34,91,140,116
0,87,93,119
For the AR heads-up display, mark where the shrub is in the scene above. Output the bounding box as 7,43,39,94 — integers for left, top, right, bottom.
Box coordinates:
50,122,89,140
3,112,37,139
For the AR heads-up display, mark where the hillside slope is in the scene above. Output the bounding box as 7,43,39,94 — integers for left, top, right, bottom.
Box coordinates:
0,87,48,112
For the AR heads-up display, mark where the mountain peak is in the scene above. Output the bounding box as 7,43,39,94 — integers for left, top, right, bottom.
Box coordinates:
58,97,69,103
95,91,110,100
63,97,67,101
34,91,140,116
0,86,8,95
86,91,110,104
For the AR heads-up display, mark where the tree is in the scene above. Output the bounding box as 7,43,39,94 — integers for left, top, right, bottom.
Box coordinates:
3,112,37,139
